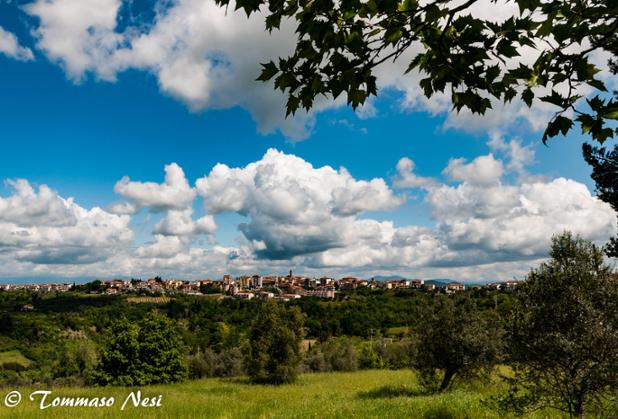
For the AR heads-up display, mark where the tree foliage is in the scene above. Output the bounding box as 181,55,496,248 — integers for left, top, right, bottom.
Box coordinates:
499,232,618,418
411,294,503,392
216,0,617,144
93,312,186,386
583,142,618,257
247,301,304,384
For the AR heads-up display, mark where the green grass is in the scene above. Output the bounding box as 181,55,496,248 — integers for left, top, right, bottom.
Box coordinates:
0,350,32,369
0,370,560,418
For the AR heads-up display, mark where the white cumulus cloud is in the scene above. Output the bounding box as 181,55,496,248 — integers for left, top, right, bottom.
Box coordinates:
0,179,133,265
443,154,504,185
0,148,615,281
392,157,439,189
196,148,403,259
113,162,196,213
0,26,33,61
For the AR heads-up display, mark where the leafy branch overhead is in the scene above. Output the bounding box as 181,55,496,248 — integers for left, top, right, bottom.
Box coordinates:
217,0,618,144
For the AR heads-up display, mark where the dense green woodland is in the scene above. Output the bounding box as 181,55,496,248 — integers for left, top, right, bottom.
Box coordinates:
0,286,511,384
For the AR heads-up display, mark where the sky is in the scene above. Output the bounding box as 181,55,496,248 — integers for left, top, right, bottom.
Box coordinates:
0,0,616,283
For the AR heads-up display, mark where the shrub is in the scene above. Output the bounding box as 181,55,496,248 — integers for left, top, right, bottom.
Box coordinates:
187,349,216,379
358,341,385,369
323,338,358,372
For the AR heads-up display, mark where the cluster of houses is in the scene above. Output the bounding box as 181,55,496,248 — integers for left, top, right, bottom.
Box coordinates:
0,271,525,300
0,282,71,293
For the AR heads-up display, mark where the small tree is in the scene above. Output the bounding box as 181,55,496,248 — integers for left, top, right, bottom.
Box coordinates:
412,295,503,393
500,232,618,418
247,301,304,384
93,312,186,386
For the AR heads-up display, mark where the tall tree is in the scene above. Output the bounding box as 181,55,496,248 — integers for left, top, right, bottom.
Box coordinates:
412,294,503,393
583,142,618,257
500,232,618,418
581,50,617,257
216,0,617,144
247,301,304,384
93,312,186,386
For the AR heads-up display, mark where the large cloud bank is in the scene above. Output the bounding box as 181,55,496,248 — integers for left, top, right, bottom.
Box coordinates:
0,145,615,281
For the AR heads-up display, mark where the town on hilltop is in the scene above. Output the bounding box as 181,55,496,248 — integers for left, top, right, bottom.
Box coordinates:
0,270,522,300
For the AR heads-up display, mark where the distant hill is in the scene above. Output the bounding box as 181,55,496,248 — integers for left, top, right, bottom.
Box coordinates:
372,275,409,281
371,277,484,287
424,279,451,287
372,276,451,286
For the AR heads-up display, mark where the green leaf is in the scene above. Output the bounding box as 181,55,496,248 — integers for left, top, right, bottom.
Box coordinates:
504,88,517,102
535,12,555,37
286,95,301,116
539,90,565,107
587,79,607,92
555,115,573,136
257,62,279,82
522,88,534,107
514,0,539,13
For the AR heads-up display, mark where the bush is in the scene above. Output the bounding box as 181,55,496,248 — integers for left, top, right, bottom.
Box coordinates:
188,347,247,379
302,350,328,373
303,337,359,372
53,340,98,380
2,362,27,372
373,339,413,369
358,341,385,369
215,347,245,377
323,338,358,371
187,349,217,379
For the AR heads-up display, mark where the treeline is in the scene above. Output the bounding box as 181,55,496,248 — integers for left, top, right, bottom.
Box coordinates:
0,282,510,389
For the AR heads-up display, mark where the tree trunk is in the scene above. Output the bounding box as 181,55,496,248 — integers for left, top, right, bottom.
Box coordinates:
574,401,584,419
439,368,456,392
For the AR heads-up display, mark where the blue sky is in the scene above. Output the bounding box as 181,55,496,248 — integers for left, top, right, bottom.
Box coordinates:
0,0,615,282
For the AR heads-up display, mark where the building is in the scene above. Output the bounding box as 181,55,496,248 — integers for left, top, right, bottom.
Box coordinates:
304,286,336,299
251,275,263,289
411,279,424,288
446,282,465,293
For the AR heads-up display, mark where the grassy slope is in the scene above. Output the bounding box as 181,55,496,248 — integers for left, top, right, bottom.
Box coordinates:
0,370,558,419
0,351,32,369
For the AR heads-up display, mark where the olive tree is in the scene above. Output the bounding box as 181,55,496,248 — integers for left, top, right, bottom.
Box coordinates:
499,232,618,418
412,294,504,392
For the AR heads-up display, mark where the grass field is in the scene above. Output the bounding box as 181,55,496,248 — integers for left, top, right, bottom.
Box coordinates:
0,370,567,419
126,296,172,304
0,351,32,370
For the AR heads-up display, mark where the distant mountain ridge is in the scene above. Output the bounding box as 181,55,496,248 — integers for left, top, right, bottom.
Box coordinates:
371,275,487,286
